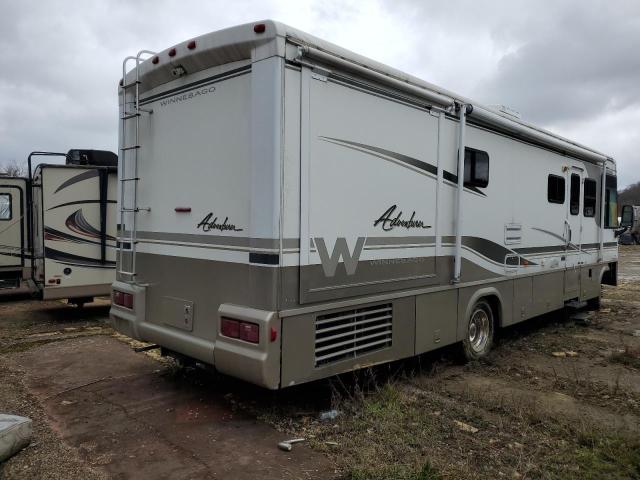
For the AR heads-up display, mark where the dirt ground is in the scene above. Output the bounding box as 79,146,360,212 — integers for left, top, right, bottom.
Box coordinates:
1,246,639,479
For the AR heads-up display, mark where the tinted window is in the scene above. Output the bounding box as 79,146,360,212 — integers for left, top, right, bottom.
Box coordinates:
570,174,580,215
583,179,597,217
621,205,634,227
464,148,489,188
0,194,11,220
547,175,565,204
604,174,618,228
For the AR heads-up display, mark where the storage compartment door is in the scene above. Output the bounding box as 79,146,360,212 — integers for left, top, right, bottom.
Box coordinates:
299,67,439,304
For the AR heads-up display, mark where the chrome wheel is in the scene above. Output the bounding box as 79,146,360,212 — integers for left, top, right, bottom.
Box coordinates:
467,303,493,355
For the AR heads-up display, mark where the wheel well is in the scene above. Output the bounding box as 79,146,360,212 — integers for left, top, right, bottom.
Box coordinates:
482,295,502,328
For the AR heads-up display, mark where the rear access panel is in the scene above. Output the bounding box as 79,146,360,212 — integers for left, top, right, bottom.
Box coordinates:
161,296,194,332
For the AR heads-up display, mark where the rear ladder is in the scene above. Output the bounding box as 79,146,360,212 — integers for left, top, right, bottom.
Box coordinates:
118,50,155,279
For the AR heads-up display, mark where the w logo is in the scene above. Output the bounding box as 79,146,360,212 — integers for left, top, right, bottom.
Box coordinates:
314,237,365,277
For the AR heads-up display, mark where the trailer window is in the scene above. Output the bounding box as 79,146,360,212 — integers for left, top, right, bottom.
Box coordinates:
604,174,618,228
0,194,11,220
463,147,489,188
547,175,565,204
570,174,580,215
583,179,597,217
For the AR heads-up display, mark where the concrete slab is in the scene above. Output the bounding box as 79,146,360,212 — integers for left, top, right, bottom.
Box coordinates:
9,336,335,479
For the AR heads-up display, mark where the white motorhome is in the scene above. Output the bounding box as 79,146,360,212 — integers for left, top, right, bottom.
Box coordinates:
111,21,619,389
0,150,117,304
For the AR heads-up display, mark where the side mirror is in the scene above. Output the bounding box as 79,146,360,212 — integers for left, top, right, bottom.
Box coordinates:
620,205,634,228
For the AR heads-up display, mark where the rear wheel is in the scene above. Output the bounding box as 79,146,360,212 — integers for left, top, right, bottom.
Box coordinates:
462,299,495,361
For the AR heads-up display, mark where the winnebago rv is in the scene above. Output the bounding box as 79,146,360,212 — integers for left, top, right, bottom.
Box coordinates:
0,150,117,304
111,21,619,389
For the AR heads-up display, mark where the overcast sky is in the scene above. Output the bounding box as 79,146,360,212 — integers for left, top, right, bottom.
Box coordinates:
1,0,638,187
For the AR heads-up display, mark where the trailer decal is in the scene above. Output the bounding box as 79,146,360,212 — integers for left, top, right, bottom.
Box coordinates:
314,237,365,277
65,209,115,241
53,170,99,193
44,247,115,269
139,65,251,106
196,213,243,232
47,199,116,211
319,136,487,197
44,227,115,248
373,205,431,231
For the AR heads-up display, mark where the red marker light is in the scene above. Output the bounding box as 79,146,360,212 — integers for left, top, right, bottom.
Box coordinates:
253,23,266,33
270,327,277,342
152,56,159,64
187,40,196,50
168,48,176,57
174,207,191,213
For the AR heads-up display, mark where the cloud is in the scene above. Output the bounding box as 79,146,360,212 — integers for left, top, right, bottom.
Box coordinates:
0,0,638,187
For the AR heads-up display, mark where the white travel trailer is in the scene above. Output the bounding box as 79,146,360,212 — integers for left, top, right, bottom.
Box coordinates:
111,21,619,389
0,150,117,304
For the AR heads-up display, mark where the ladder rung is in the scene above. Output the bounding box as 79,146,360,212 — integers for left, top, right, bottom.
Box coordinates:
121,81,141,89
121,112,141,120
117,270,137,277
120,145,140,151
120,177,140,182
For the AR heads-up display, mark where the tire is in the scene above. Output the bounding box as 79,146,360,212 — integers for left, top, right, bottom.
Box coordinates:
462,299,495,361
587,296,601,310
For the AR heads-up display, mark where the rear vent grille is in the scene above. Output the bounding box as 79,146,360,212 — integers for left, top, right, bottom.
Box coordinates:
314,303,393,367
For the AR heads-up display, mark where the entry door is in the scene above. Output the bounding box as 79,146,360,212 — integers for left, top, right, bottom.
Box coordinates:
564,166,583,299
0,185,24,269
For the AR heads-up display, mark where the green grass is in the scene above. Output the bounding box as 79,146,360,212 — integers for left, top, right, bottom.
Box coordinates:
563,431,640,480
348,461,441,480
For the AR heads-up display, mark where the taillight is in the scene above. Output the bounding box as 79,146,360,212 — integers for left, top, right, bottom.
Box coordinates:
239,322,259,343
220,317,260,344
221,317,240,338
113,290,133,309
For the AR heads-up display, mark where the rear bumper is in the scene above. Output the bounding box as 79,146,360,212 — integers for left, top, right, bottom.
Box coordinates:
109,280,147,340
214,304,281,390
42,283,111,300
109,281,281,389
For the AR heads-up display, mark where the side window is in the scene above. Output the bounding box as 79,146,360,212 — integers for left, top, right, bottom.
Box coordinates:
0,193,11,220
583,179,597,217
621,205,634,227
604,174,618,228
570,174,580,215
464,148,489,188
547,175,565,204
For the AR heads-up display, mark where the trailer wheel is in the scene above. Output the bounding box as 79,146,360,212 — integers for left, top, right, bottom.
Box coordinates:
462,299,495,361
